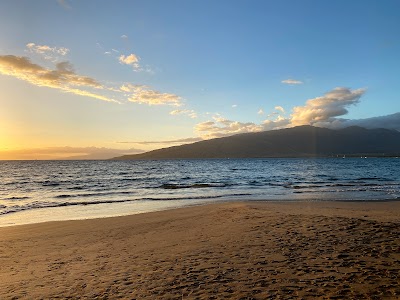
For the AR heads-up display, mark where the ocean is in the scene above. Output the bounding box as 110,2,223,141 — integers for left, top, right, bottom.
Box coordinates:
0,158,399,226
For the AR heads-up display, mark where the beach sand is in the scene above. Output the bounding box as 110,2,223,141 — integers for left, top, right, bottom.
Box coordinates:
0,201,399,299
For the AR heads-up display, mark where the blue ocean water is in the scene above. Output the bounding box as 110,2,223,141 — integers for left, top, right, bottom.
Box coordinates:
0,158,399,226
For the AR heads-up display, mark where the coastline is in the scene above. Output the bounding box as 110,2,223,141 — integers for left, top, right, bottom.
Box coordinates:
1,200,399,299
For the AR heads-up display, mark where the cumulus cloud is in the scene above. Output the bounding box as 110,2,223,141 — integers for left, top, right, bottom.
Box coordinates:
26,42,69,60
170,109,197,118
194,87,393,139
282,79,303,85
121,84,182,106
257,109,264,115
0,55,117,102
290,87,365,126
195,116,262,139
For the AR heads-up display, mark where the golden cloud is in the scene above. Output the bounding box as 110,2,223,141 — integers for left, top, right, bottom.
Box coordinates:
170,109,197,118
121,84,182,106
0,55,117,102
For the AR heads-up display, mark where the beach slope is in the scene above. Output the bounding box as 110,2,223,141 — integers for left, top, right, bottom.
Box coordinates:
0,201,399,299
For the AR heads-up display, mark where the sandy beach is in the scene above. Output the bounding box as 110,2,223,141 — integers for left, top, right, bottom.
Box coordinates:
0,201,399,299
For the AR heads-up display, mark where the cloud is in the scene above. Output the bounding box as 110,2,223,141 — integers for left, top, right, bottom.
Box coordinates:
0,146,143,160
282,79,303,85
119,53,139,65
195,116,262,139
290,87,365,126
117,137,203,145
262,116,291,131
324,112,400,131
121,35,128,39
121,84,182,106
170,109,197,118
257,109,264,115
119,53,141,71
232,104,237,108
194,87,384,138
26,42,69,60
0,55,118,102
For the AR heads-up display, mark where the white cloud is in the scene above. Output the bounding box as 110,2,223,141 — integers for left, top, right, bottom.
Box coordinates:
281,79,303,85
195,115,262,139
170,109,197,118
275,106,285,113
121,35,128,39
290,87,365,126
26,42,69,60
119,54,139,65
119,53,142,71
232,104,237,108
194,87,375,138
258,109,264,115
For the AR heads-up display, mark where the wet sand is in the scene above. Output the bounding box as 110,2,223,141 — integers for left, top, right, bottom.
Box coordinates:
0,201,399,299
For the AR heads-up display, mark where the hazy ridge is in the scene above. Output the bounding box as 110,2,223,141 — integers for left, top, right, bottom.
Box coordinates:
113,126,400,160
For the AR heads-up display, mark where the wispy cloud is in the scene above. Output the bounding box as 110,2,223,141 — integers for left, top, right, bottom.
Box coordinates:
117,137,203,145
170,109,197,118
121,35,128,39
275,106,285,113
0,146,143,160
0,55,117,103
121,84,182,106
26,42,69,61
257,109,264,115
0,48,183,106
281,79,303,85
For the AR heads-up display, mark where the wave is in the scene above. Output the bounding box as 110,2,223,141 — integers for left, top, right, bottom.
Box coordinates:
160,183,229,189
0,193,252,216
55,190,134,199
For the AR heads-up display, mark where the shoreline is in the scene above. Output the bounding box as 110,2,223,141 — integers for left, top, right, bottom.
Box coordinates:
1,200,399,298
1,197,400,228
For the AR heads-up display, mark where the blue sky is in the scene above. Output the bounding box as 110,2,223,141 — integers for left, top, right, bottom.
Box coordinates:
0,0,399,159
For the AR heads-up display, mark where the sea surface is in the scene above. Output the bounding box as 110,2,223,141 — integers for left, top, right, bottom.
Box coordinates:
0,158,399,226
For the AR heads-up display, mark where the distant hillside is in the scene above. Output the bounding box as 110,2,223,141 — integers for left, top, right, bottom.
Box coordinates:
113,126,400,160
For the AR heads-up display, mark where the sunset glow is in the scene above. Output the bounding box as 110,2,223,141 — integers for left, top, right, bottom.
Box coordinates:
1,0,399,159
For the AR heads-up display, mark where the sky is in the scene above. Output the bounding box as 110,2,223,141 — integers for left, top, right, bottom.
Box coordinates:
0,0,399,159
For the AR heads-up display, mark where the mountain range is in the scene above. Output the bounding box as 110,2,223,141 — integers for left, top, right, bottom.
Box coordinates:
113,125,400,160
